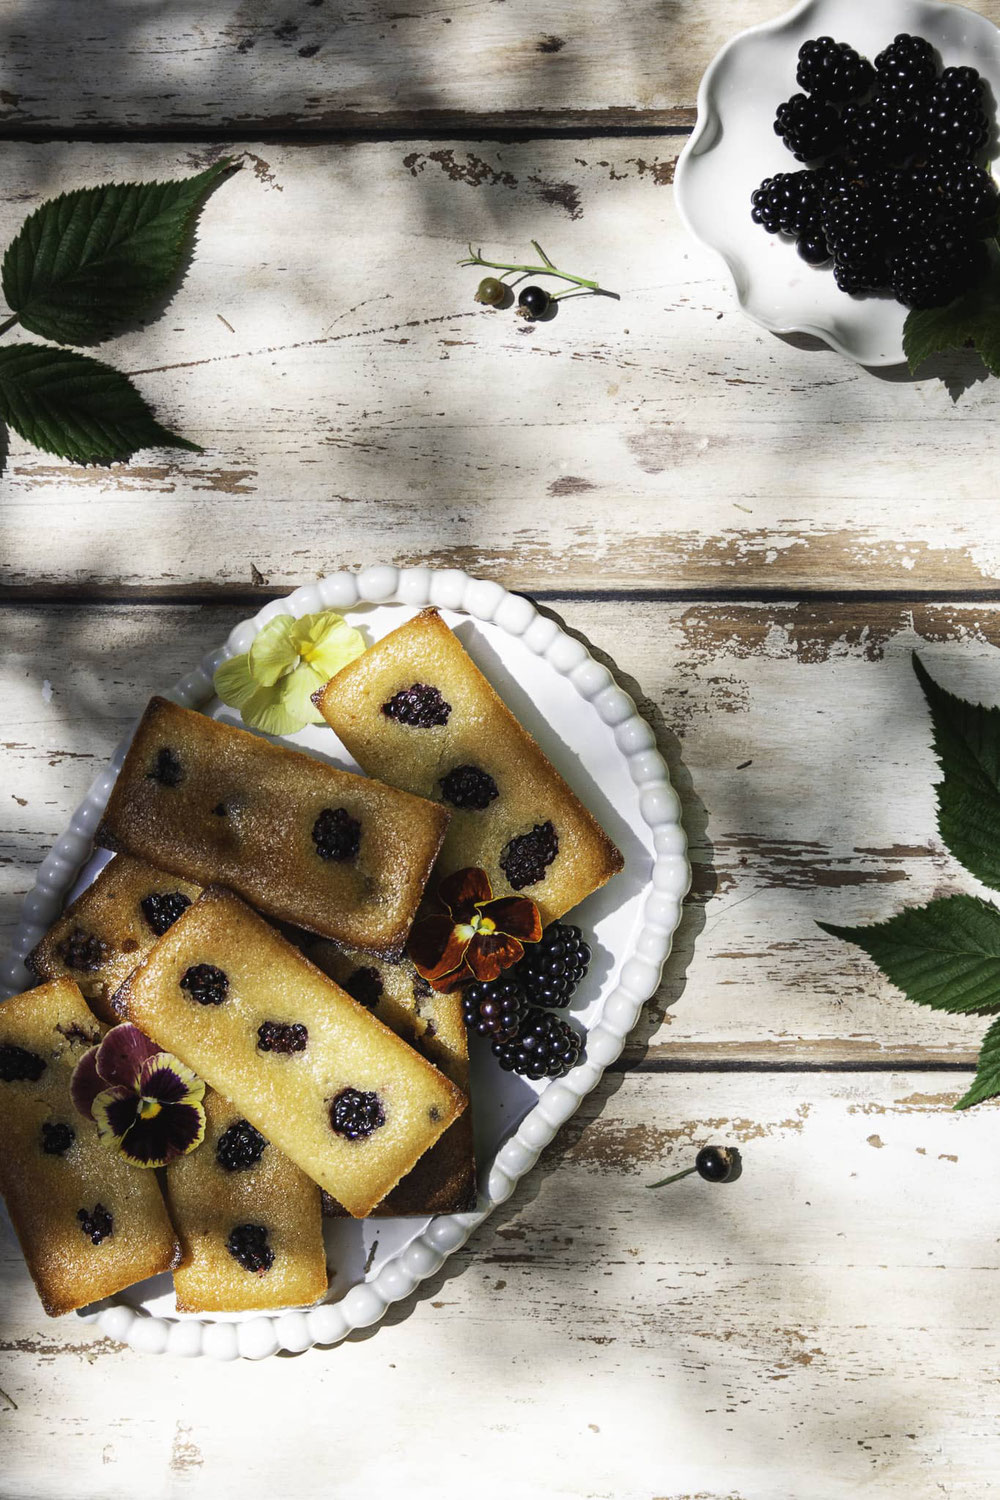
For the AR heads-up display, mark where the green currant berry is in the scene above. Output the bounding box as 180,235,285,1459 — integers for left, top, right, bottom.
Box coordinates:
475,277,506,307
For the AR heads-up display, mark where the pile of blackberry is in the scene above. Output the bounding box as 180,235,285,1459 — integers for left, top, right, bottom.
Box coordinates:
751,33,999,308
461,921,591,1080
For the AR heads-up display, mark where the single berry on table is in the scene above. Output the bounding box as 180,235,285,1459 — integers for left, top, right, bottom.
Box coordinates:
516,921,591,1008
462,976,527,1042
227,1222,274,1274
773,93,844,161
696,1145,739,1182
216,1119,268,1172
475,276,506,306
517,285,551,319
179,963,229,1006
796,36,874,104
491,1006,583,1080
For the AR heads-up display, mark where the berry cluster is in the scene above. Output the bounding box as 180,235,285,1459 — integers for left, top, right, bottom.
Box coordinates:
753,33,998,308
461,921,590,1080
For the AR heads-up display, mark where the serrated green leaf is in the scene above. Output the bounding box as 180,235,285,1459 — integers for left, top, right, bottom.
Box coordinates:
912,652,1000,887
0,343,200,463
955,1014,1000,1109
903,257,1000,378
818,894,1000,1016
1,159,236,345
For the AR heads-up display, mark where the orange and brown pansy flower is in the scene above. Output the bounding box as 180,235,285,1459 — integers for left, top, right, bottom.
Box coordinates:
407,867,542,992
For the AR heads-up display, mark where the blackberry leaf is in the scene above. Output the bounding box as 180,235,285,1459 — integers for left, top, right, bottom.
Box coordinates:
904,256,1000,377
956,1014,1000,1109
1,159,236,345
913,652,1000,888
0,344,199,463
818,895,1000,1017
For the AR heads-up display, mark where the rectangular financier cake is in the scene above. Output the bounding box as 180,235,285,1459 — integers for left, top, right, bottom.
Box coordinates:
314,608,624,924
96,696,450,958
28,855,203,1024
308,942,477,1216
166,1090,328,1313
115,887,467,1217
0,977,179,1317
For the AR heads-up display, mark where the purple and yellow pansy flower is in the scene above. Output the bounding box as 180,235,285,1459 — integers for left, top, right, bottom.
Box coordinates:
70,1023,206,1168
407,867,542,993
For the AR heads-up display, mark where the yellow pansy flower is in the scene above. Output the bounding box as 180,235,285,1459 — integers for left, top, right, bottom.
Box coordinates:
213,610,365,734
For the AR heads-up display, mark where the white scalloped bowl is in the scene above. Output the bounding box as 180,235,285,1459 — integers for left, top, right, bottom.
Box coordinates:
675,0,1000,365
0,568,689,1361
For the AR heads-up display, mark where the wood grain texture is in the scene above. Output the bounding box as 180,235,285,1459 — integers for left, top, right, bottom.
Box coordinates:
3,597,1000,1064
0,0,997,131
2,1070,999,1499
1,142,1000,596
0,0,807,131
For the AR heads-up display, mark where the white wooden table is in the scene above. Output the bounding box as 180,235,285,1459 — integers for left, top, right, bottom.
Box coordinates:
3,3,1000,1495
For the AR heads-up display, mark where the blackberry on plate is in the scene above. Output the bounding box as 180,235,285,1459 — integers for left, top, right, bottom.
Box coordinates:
227,1223,274,1274
311,806,361,862
796,36,874,104
750,170,824,236
874,33,937,101
216,1118,267,1172
918,85,990,160
774,93,844,161
516,922,592,1008
844,98,919,167
889,233,990,307
797,233,831,264
179,963,229,1006
907,158,1000,235
140,890,192,937
462,975,527,1042
492,1006,583,1080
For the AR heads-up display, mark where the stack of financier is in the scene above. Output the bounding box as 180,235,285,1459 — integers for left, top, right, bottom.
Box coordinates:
1,608,623,1317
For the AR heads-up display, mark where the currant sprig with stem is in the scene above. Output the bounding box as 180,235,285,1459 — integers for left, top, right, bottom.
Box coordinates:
461,240,611,318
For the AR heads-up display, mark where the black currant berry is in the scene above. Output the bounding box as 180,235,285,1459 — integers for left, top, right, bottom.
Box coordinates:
517,285,551,320
696,1146,739,1182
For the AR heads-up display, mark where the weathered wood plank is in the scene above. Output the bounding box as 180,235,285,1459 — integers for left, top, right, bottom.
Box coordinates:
1,0,998,131
1,142,1000,595
3,598,1000,1062
2,1070,998,1498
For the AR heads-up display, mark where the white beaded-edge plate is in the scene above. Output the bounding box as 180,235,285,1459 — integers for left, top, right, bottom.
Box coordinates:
674,0,1000,365
0,567,689,1361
